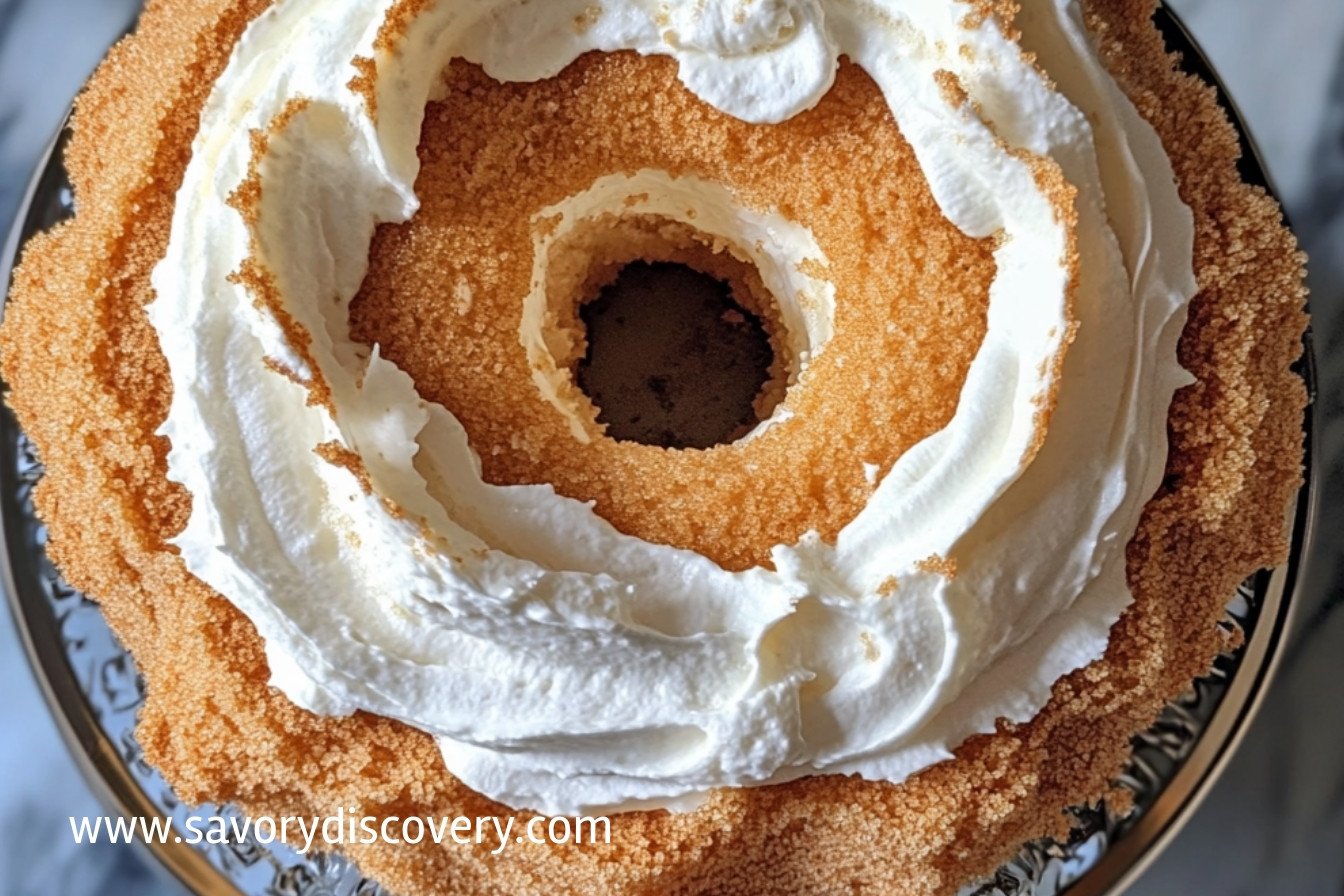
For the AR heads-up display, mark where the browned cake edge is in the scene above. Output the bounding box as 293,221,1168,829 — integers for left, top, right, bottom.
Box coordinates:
0,0,1308,893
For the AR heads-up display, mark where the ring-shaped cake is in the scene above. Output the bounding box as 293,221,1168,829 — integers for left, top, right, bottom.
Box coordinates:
0,0,1308,892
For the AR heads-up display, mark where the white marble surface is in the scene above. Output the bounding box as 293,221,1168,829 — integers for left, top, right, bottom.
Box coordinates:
0,1,1341,894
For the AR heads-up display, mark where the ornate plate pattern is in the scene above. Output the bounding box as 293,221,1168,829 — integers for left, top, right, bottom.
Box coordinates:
0,7,1316,895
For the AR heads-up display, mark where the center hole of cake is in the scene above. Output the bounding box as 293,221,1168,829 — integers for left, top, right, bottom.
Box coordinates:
576,261,779,450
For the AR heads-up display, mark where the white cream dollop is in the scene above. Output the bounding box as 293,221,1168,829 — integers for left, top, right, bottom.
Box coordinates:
148,0,1197,815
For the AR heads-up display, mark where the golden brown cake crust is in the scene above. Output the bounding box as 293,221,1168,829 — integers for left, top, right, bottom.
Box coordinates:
0,1,1308,894
352,54,997,573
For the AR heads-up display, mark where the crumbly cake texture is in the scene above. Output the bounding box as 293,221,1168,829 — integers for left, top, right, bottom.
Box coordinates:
352,54,995,572
0,1,1307,895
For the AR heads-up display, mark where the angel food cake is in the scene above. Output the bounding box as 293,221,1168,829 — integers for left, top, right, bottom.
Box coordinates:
0,0,1308,893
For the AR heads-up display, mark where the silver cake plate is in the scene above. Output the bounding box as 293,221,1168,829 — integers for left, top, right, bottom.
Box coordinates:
0,6,1317,895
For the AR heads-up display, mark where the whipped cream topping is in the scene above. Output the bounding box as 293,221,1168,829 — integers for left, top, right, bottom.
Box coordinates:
148,0,1197,815
522,169,836,445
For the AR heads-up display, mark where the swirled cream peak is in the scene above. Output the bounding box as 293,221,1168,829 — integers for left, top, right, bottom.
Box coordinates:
148,0,1197,815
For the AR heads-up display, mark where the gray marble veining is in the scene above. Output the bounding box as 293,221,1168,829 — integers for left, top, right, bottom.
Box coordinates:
0,1,1341,894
